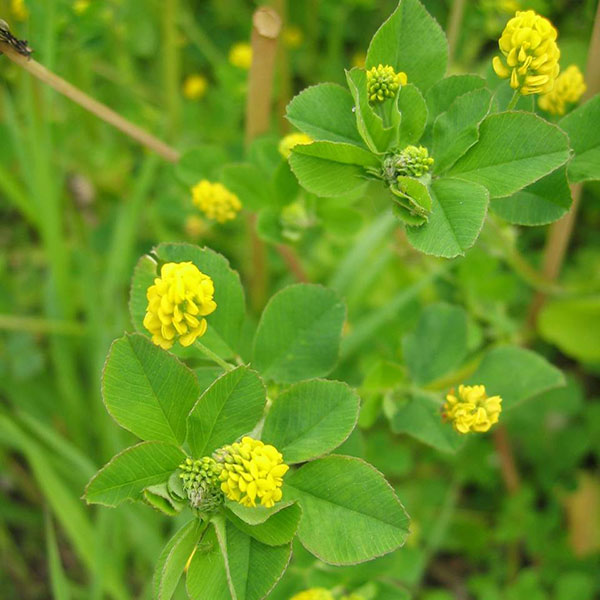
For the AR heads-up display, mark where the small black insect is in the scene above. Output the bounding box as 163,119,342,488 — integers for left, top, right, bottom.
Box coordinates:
0,19,33,58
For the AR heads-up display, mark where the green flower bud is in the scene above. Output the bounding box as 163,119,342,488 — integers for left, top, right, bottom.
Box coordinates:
178,457,224,513
383,145,434,180
366,64,407,104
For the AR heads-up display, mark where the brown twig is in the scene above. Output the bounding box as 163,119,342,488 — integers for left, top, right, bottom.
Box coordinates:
446,0,466,65
0,41,181,163
493,426,521,493
276,244,308,282
528,1,600,326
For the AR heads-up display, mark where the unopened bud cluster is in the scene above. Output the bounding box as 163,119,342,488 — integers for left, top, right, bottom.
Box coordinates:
178,457,224,512
366,64,407,103
383,145,434,181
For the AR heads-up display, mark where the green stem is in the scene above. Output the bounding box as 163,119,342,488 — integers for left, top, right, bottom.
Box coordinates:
506,90,520,110
194,341,233,372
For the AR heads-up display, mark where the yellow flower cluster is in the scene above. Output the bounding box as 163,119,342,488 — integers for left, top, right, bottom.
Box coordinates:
143,262,216,350
278,132,313,159
492,10,560,95
443,385,502,434
215,436,289,508
11,0,29,21
366,64,407,103
183,74,208,101
192,180,242,224
229,42,252,70
290,589,334,600
538,65,586,115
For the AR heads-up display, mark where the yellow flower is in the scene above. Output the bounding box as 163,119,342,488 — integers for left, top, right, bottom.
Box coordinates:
283,25,303,49
73,0,90,14
366,64,407,103
143,262,216,350
352,51,366,69
538,65,586,115
278,132,313,159
492,10,560,95
443,385,502,434
11,0,29,21
229,42,252,70
290,588,334,600
191,180,242,224
183,74,208,101
215,436,289,508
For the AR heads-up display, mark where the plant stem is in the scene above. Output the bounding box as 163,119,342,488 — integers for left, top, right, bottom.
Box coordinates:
0,315,84,336
528,0,600,326
0,41,180,162
163,0,181,139
446,0,466,64
194,341,233,372
506,90,520,110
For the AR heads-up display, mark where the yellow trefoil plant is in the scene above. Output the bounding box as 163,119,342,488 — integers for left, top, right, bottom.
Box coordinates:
229,42,252,70
143,262,216,350
183,74,208,101
279,132,313,159
492,10,560,95
366,64,407,103
442,385,502,434
191,180,242,224
538,65,586,115
214,436,289,508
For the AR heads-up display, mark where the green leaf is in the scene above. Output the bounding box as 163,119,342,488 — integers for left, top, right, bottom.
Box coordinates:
432,88,492,174
559,95,600,183
292,140,380,168
187,366,266,457
218,518,292,600
102,334,199,444
154,519,204,600
448,112,570,197
288,152,368,198
391,176,432,226
175,146,229,186
262,379,360,463
225,500,295,526
253,284,346,383
129,254,157,333
345,67,400,153
425,74,487,125
538,296,600,363
45,513,71,600
144,483,186,516
491,167,572,226
286,455,409,565
155,243,245,353
390,391,464,453
403,303,468,385
366,0,448,93
405,178,489,258
186,524,230,600
467,346,565,410
397,84,428,146
224,503,301,546
221,162,273,211
84,441,185,507
286,83,364,146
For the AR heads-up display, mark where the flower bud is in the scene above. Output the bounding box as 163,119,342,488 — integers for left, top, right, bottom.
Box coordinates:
383,145,434,180
442,385,502,434
366,64,407,103
191,180,242,224
178,456,224,513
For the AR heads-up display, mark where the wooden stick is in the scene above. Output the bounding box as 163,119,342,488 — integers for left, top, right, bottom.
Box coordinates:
528,1,600,325
245,7,282,146
0,41,181,163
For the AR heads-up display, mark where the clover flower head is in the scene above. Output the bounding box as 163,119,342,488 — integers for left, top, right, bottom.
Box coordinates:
143,262,216,350
443,385,502,434
178,457,224,512
192,180,242,224
11,0,29,21
283,25,303,49
214,436,289,508
384,145,434,180
229,42,252,70
183,74,208,100
538,65,586,115
290,589,334,600
366,64,407,103
278,132,313,159
492,10,560,95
